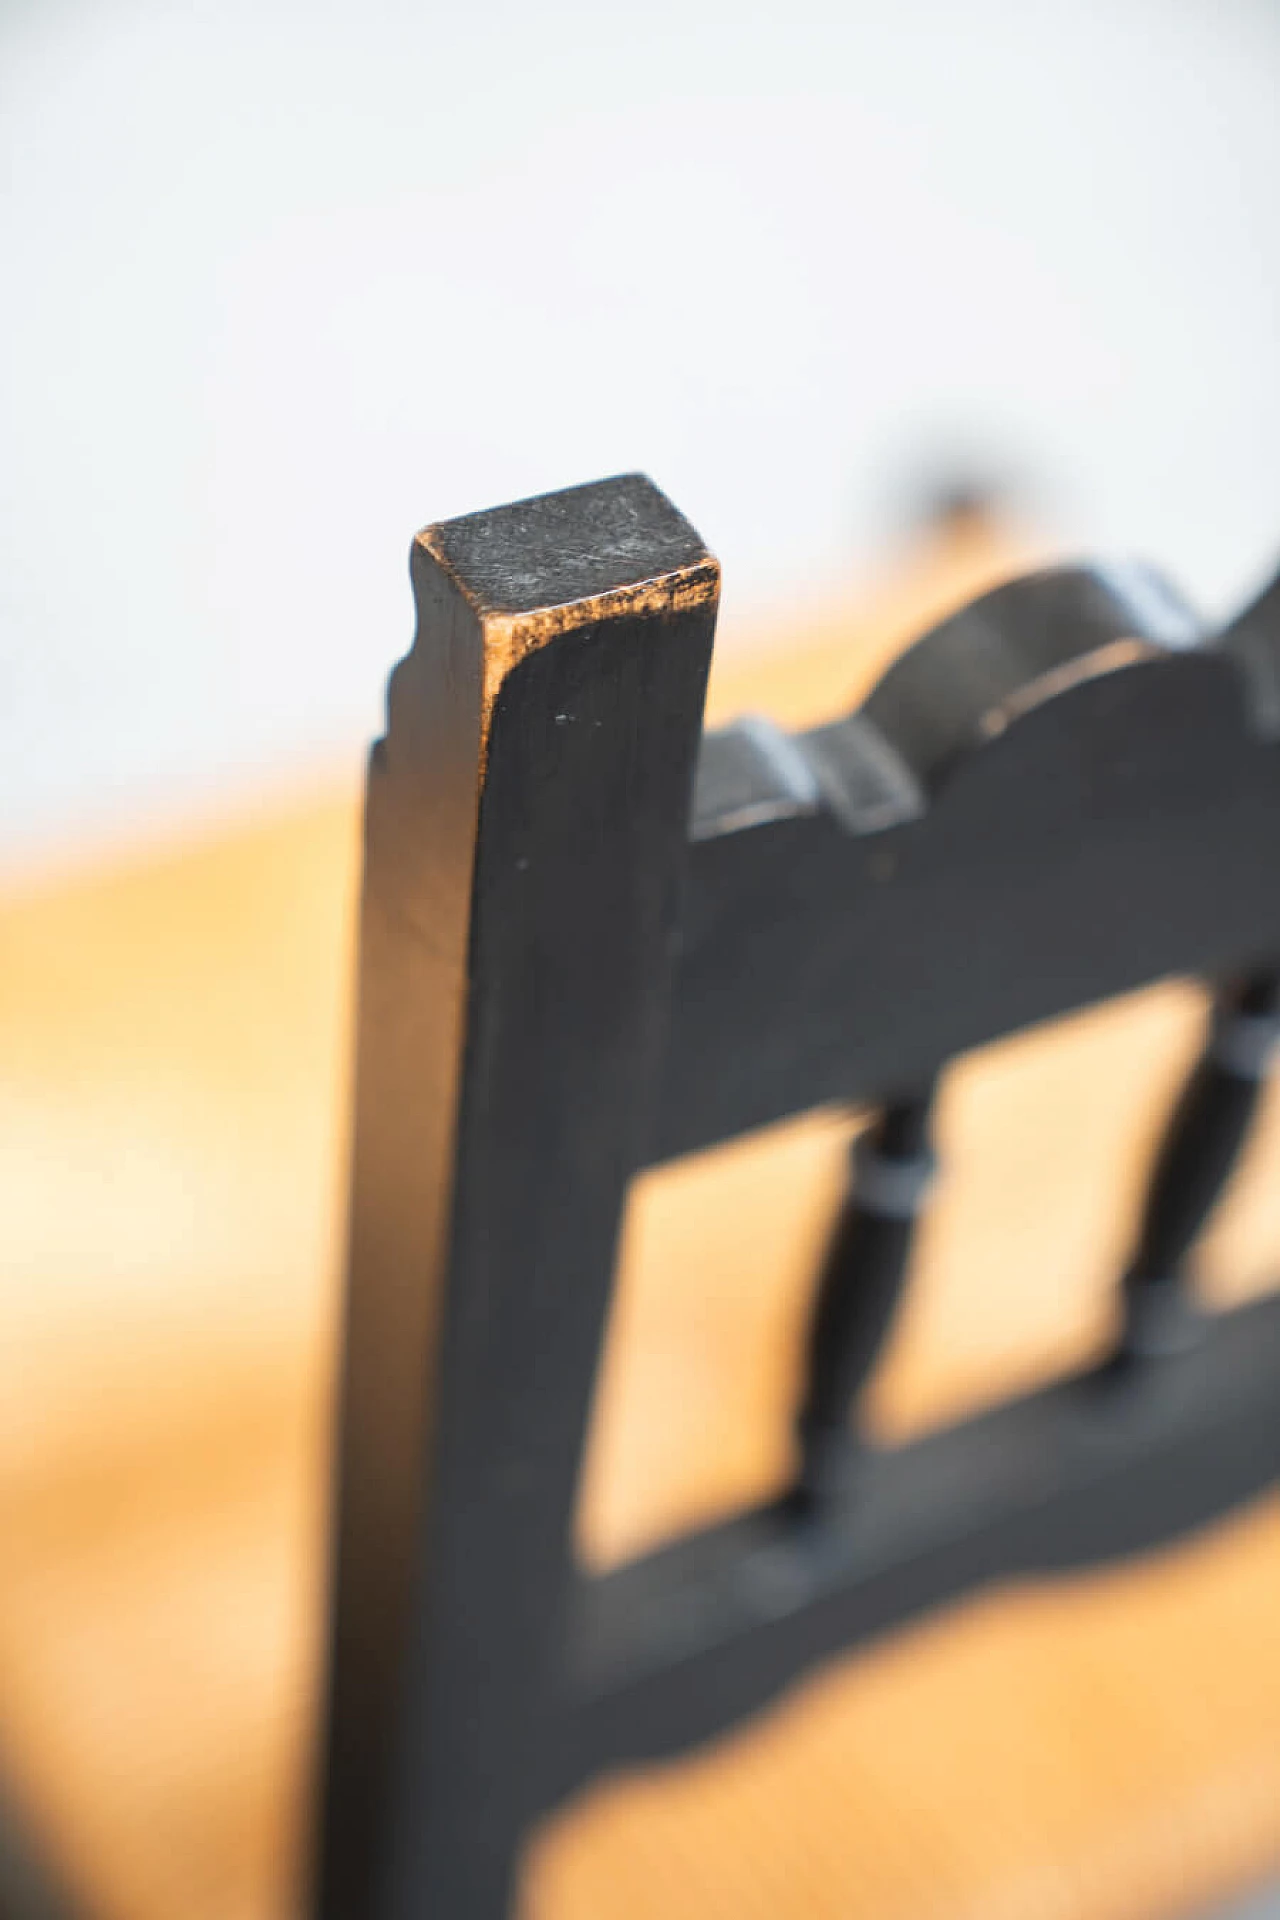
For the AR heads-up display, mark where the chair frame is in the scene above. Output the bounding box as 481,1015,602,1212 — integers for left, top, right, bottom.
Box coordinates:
314,473,1280,1918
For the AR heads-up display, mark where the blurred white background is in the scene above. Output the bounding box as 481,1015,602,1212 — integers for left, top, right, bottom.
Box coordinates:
3,0,1280,871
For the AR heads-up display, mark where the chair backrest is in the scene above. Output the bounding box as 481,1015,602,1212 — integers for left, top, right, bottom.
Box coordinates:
313,473,1280,1920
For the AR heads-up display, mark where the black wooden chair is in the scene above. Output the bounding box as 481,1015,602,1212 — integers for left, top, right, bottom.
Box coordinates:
314,473,1280,1919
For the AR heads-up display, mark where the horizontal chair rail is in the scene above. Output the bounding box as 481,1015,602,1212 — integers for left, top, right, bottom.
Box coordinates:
548,1288,1280,1807
649,643,1280,1163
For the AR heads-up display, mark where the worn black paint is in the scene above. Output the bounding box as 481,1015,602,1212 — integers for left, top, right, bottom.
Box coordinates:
316,477,718,1920
312,479,1280,1920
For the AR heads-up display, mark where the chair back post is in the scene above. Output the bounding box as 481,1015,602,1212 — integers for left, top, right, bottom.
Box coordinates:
315,476,718,1919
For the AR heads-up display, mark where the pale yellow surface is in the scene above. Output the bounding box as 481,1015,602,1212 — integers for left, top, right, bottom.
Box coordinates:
0,519,1277,1920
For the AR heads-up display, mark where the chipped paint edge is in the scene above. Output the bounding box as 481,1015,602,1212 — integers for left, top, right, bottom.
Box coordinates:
414,528,720,770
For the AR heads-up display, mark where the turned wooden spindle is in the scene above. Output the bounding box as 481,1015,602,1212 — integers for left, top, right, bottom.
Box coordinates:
1121,971,1280,1358
794,1082,939,1506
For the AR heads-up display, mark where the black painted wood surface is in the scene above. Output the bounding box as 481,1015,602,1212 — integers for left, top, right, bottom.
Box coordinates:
314,475,1280,1920
316,477,718,1920
1121,972,1280,1356
655,565,1280,1161
793,1086,938,1506
555,1287,1280,1805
